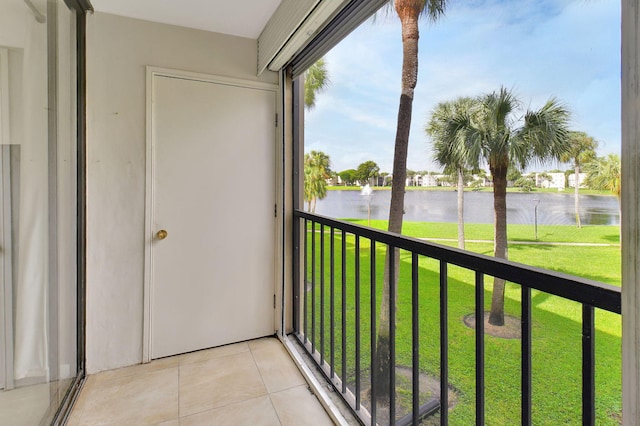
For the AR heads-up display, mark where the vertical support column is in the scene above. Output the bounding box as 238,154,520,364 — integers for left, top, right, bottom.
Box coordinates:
1,146,15,390
47,0,60,385
292,75,304,334
621,1,640,424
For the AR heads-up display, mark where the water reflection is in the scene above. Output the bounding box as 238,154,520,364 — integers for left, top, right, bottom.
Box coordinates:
314,190,619,225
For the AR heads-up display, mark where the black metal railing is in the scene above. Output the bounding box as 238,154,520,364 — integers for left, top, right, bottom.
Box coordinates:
292,210,621,426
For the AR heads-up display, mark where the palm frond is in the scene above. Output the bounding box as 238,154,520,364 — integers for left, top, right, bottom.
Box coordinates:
516,97,571,167
559,131,599,165
426,96,479,170
304,59,330,110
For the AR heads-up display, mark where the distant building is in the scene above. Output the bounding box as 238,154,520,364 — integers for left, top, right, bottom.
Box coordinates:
406,175,421,186
421,174,439,187
568,173,588,188
535,172,565,190
326,176,340,186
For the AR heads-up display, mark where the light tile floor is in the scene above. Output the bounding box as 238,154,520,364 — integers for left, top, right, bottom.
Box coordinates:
67,337,335,425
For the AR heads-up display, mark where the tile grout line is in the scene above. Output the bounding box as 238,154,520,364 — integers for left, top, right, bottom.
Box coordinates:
267,393,285,426
178,343,271,421
250,340,285,425
248,341,270,395
177,363,181,422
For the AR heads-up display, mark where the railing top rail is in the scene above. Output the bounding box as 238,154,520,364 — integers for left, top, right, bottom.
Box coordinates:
295,210,621,314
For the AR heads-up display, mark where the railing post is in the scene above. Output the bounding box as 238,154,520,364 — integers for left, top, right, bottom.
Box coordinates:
440,261,449,426
390,245,397,423
320,224,325,365
370,240,377,424
330,227,335,378
355,235,361,409
475,272,485,425
412,253,420,425
582,304,595,426
311,221,316,352
521,286,532,426
341,230,347,394
303,218,308,344
293,214,301,333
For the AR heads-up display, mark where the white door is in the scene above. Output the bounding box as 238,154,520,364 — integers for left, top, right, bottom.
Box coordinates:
148,73,277,359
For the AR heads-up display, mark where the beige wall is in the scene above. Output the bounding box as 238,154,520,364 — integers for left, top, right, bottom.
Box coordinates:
86,12,278,373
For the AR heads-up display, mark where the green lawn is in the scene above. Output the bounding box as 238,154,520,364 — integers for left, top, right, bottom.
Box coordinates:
348,219,620,246
302,221,621,425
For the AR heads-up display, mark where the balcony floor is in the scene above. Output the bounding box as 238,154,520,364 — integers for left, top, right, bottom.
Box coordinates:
67,337,335,425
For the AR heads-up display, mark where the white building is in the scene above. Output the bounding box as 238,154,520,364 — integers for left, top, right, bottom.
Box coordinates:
568,173,588,188
536,172,566,190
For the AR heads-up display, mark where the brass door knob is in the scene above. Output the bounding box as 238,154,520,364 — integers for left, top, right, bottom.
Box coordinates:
156,229,168,240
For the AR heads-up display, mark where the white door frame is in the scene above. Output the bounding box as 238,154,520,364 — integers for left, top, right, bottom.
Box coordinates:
142,67,282,362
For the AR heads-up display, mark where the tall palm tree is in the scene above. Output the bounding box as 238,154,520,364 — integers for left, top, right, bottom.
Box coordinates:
303,151,331,212
426,97,477,249
376,0,448,402
560,131,598,227
304,59,330,110
456,87,571,326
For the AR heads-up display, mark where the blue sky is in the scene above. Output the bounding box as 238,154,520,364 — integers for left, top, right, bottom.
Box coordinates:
304,0,621,174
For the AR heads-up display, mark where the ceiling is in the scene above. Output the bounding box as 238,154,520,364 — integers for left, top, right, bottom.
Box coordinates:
89,0,283,39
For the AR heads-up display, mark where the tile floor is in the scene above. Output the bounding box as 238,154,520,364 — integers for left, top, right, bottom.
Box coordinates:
67,337,335,425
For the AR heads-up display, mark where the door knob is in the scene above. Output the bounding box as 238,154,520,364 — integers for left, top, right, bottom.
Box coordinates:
156,229,168,240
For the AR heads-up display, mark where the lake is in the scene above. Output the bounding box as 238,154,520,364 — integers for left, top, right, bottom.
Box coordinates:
313,190,620,226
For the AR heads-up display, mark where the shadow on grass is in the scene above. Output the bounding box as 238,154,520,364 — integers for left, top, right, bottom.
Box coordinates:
550,268,620,287
508,243,553,251
603,234,621,243
531,290,552,306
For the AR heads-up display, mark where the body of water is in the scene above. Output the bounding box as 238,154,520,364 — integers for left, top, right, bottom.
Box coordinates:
314,189,620,226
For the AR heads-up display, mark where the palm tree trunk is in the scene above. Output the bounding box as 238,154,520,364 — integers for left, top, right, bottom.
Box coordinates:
574,163,581,228
375,6,420,402
457,168,465,249
489,162,508,326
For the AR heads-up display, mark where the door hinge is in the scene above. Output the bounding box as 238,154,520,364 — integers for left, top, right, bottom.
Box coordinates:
274,203,277,217
273,294,276,309
275,113,278,127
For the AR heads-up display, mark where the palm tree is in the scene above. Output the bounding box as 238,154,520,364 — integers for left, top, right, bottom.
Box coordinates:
585,153,621,198
304,59,330,110
560,131,598,227
302,61,331,212
376,0,448,402
426,97,477,249
584,153,621,239
303,151,331,212
455,87,571,326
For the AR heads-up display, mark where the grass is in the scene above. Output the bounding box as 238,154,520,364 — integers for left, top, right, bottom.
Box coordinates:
302,221,621,425
347,219,620,246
